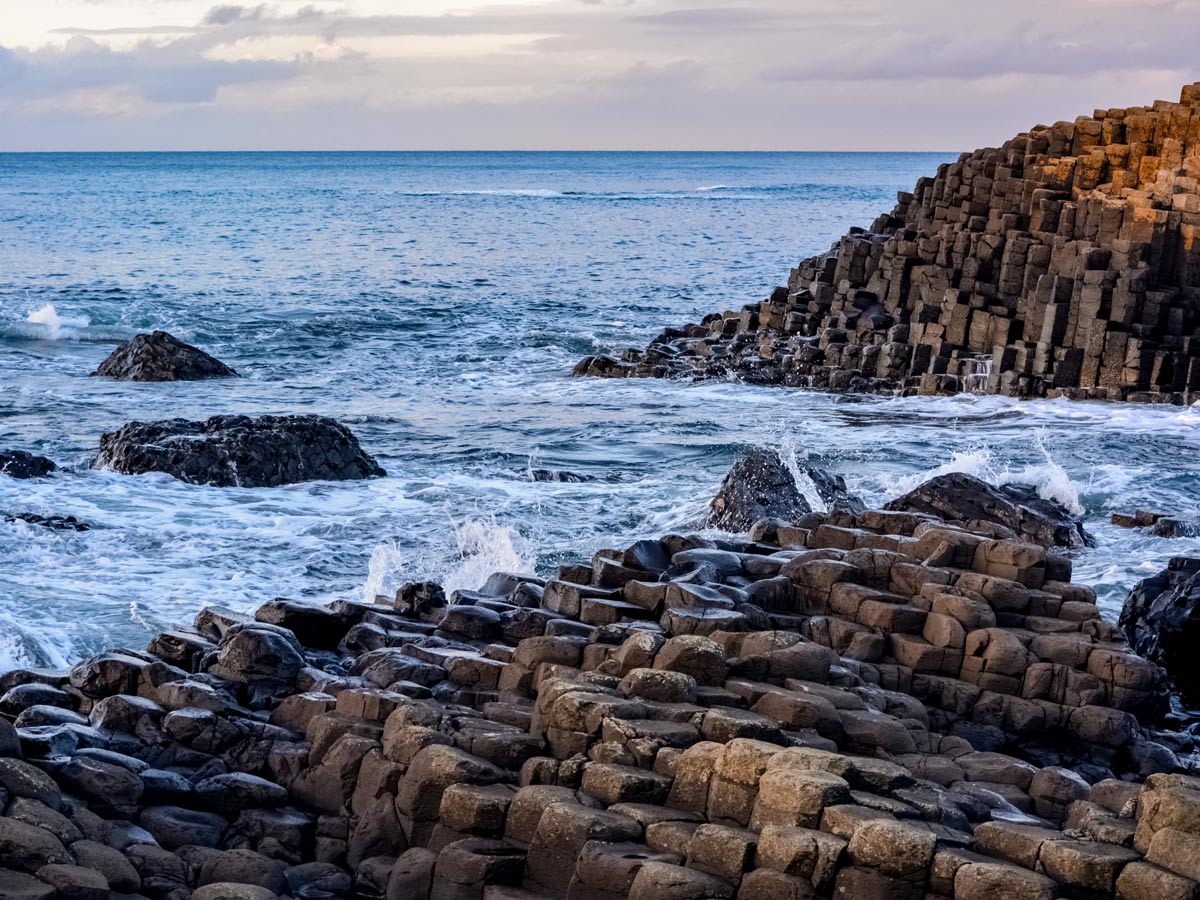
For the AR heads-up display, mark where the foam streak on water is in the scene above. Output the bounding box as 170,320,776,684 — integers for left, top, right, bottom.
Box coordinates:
1,151,1198,665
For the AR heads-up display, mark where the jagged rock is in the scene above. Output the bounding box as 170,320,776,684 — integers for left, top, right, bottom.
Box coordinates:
707,448,857,532
94,414,385,488
0,452,56,480
885,473,1090,548
578,84,1200,404
90,331,237,382
1120,557,1200,703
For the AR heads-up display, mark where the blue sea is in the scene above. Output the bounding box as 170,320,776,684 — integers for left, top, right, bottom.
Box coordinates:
1,151,1199,668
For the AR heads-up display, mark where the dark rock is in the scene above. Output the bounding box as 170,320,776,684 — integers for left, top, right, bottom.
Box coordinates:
91,331,237,382
0,870,55,900
254,600,351,651
529,469,590,483
707,448,856,532
95,414,385,488
884,473,1091,548
206,627,306,684
0,452,56,480
3,514,88,532
1154,517,1200,538
395,583,447,621
1120,557,1200,704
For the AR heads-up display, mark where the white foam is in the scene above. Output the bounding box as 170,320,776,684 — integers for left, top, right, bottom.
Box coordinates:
694,185,731,192
779,437,828,513
25,303,90,340
449,189,564,198
362,514,537,602
884,431,1084,515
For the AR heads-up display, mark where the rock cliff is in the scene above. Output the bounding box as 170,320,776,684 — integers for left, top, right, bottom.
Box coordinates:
577,83,1200,402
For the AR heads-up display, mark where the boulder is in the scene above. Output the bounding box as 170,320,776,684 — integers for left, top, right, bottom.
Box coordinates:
885,473,1090,548
1120,557,1200,703
708,448,856,532
95,414,385,487
0,452,56,480
90,330,237,381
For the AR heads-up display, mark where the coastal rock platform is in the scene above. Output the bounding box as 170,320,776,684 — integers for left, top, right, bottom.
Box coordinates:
2,483,1198,900
577,83,1200,402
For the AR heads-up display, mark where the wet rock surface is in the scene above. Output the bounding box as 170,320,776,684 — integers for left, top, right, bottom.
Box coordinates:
885,473,1092,549
91,332,237,382
94,415,385,488
577,83,1200,403
2,481,1198,900
707,448,857,532
1120,557,1200,705
0,452,57,480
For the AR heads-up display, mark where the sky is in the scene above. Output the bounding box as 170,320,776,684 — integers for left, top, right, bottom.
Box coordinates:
0,0,1197,151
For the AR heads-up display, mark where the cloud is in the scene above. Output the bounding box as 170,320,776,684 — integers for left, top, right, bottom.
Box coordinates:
0,34,305,108
2,0,1199,149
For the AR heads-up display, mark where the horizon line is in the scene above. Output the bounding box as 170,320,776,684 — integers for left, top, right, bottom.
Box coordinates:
0,148,960,155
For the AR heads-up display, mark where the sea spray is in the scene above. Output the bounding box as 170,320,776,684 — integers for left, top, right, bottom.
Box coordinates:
25,303,90,340
362,515,537,603
883,431,1084,516
778,435,828,513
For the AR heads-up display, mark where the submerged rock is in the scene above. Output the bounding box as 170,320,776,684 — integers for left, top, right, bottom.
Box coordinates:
1120,557,1200,704
1113,510,1200,538
94,414,385,488
528,469,590,483
0,451,56,479
707,448,857,532
4,513,88,532
91,330,237,382
885,472,1091,549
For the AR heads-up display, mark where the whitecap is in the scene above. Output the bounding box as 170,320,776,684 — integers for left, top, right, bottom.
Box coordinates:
24,303,91,340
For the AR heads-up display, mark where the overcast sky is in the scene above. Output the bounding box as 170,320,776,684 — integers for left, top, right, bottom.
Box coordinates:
1,0,1197,151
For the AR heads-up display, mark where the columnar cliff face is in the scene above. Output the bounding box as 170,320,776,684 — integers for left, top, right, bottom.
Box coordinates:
576,83,1200,402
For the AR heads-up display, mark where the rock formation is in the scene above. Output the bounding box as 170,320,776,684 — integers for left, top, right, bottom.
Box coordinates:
707,449,856,532
2,482,1200,900
577,83,1200,403
885,474,1091,549
94,415,385,488
1120,557,1200,704
0,451,57,479
92,332,237,382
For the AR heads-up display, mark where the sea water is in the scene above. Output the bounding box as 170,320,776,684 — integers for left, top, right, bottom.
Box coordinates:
1,151,1197,667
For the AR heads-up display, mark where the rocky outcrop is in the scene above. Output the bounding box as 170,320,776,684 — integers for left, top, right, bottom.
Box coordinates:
885,473,1092,549
2,491,1198,900
91,331,237,382
94,415,385,487
1113,510,1200,537
707,448,856,531
0,451,56,479
577,83,1200,403
1120,557,1200,703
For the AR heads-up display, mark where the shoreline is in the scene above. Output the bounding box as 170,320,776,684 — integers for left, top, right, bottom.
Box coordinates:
2,480,1198,899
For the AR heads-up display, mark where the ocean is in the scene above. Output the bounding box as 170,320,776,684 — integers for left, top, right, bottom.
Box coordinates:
1,150,1198,669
